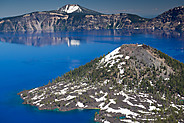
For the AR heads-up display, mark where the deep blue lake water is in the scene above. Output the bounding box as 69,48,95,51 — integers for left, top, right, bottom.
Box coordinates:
0,30,183,123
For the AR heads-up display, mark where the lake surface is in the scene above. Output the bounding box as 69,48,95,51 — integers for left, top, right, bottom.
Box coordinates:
0,30,183,123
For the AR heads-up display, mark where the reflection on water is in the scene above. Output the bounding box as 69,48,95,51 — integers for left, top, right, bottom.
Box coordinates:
68,39,80,46
0,33,82,47
0,29,183,47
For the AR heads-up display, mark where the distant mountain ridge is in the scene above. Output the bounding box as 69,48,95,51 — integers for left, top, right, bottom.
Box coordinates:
146,6,184,32
0,5,183,32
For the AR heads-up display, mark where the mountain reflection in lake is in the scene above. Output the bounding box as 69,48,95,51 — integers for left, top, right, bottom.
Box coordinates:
0,29,183,47
0,33,81,47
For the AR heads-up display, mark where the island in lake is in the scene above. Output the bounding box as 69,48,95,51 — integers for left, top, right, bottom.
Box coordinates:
18,44,184,123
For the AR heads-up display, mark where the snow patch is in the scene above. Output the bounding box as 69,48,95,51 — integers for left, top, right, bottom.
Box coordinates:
161,94,166,100
137,44,142,47
65,95,76,100
76,102,84,108
100,47,122,64
125,56,130,60
104,120,110,123
120,119,139,123
106,107,139,116
29,88,38,93
100,97,139,117
99,102,105,108
149,106,160,111
120,91,146,109
54,87,68,95
32,93,45,100
65,102,71,106
158,104,162,107
104,80,109,84
138,110,150,114
164,78,170,81
150,81,154,86
119,68,124,74
90,92,108,102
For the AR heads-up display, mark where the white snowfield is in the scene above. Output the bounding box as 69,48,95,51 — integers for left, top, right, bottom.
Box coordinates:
61,5,82,13
99,46,128,77
100,47,123,65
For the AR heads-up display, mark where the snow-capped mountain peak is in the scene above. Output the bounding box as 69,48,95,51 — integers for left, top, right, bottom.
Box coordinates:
57,4,102,15
59,4,83,14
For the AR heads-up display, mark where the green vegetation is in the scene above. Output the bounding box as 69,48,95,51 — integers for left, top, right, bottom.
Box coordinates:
157,50,184,96
62,56,103,83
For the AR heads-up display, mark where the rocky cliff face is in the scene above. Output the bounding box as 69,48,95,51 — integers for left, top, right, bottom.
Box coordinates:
0,12,145,32
139,6,184,32
0,5,183,32
18,44,184,123
0,12,69,32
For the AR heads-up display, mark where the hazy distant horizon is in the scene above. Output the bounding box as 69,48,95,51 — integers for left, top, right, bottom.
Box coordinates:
0,0,183,18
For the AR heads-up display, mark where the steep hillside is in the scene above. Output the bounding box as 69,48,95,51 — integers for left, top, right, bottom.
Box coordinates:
18,44,184,123
136,6,184,32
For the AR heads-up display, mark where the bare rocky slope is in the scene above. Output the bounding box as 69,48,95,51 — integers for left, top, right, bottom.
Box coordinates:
0,4,183,33
18,44,184,123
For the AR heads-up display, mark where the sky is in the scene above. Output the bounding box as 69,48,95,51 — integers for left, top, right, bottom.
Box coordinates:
0,0,184,18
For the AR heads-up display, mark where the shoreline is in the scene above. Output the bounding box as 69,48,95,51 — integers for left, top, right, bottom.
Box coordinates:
18,95,100,112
